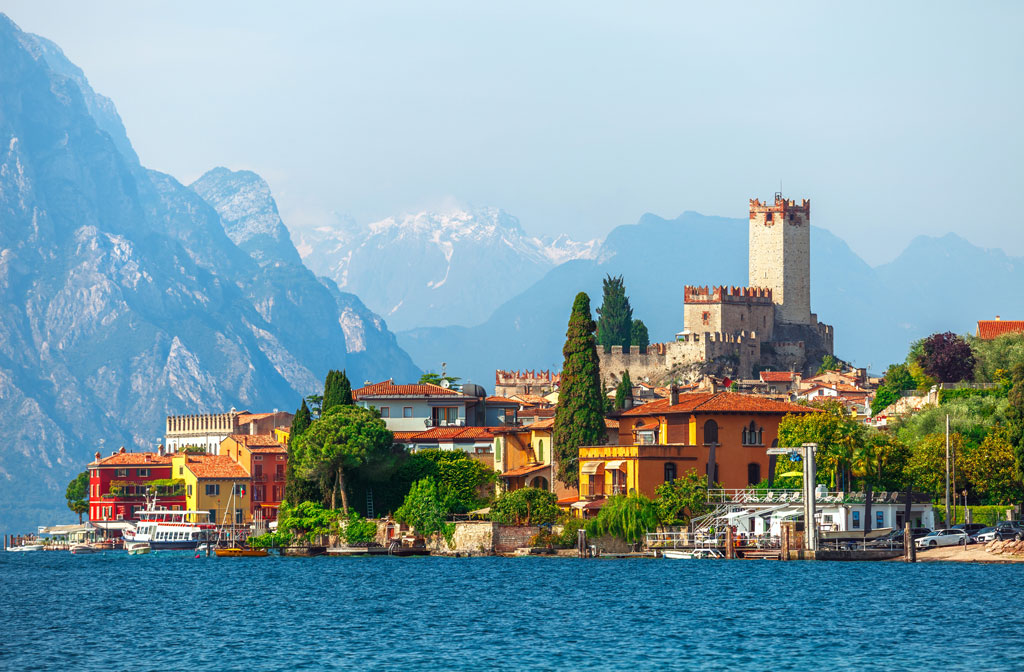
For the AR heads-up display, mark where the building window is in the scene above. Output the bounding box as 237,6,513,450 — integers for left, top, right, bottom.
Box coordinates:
638,431,656,445
702,311,710,325
703,420,719,445
403,407,413,418
205,484,220,496
208,509,217,524
276,464,285,478
664,462,677,483
876,511,884,529
235,509,244,525
747,463,761,485
852,511,861,529
495,439,502,462
432,407,459,425
115,468,127,477
379,406,390,418
254,486,265,502
137,468,150,477
742,421,763,446
187,484,193,497
536,440,545,462
253,455,263,461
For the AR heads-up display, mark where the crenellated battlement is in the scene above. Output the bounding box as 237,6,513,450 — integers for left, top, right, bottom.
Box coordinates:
749,193,810,219
494,368,560,397
684,285,773,305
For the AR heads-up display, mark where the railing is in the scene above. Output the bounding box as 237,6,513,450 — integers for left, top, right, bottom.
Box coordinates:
253,473,267,482
707,488,922,505
274,474,286,482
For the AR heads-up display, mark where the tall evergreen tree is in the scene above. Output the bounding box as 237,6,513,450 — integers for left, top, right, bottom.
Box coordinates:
284,399,318,505
614,370,633,410
553,292,608,487
322,369,353,413
630,319,649,352
596,275,632,353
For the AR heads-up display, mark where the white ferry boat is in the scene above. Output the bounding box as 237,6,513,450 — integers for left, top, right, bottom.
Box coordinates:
122,508,216,550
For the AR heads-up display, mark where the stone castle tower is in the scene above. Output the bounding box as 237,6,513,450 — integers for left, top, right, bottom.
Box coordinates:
748,194,811,325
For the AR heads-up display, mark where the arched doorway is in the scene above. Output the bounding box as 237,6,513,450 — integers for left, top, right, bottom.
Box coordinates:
529,476,549,491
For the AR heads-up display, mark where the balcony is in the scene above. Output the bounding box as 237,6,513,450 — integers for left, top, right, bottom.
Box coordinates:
253,473,267,483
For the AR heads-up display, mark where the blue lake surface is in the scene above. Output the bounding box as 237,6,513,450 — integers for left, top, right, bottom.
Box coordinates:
2,552,1023,671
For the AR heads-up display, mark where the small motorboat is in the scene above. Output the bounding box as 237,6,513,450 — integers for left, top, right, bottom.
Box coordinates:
126,542,151,556
70,543,99,554
6,543,44,552
215,547,269,558
662,548,723,559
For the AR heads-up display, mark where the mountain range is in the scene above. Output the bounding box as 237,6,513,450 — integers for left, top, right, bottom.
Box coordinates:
0,16,417,534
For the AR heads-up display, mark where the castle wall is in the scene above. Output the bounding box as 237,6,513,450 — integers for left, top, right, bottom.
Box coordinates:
749,196,811,325
683,285,775,341
598,332,760,386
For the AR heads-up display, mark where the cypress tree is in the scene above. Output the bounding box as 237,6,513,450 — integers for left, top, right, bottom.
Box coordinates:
595,275,632,353
614,370,633,411
284,399,318,505
322,369,353,413
553,292,608,487
631,319,649,352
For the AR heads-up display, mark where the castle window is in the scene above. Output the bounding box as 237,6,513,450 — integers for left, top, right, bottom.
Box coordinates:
765,212,773,222
703,420,718,445
742,421,763,446
702,311,710,325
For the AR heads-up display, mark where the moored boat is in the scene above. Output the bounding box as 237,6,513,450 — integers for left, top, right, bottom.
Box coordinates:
215,547,269,558
122,506,215,550
125,541,151,555
6,543,44,552
70,543,99,554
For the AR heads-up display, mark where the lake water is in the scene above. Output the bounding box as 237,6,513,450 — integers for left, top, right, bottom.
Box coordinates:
2,552,1022,671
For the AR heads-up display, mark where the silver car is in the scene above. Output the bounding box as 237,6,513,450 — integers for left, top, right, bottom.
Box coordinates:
915,529,968,549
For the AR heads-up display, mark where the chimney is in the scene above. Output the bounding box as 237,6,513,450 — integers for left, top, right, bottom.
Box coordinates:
118,446,126,454
94,451,101,460
996,315,1001,321
669,384,679,406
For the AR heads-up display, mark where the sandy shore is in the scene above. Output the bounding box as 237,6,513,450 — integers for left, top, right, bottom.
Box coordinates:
913,544,1024,563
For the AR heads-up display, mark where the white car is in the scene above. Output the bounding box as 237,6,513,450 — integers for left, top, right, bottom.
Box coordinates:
915,529,968,549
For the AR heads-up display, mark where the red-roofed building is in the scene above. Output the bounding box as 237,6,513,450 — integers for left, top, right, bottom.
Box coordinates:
87,448,183,536
977,317,1024,340
171,453,252,526
164,408,293,455
354,379,521,432
576,390,817,508
220,434,288,521
391,426,498,469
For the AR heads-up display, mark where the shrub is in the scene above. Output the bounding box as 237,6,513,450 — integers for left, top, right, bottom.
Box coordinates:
491,488,559,526
342,511,378,544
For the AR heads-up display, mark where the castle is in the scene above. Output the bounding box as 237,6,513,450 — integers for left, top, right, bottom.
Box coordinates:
599,194,834,386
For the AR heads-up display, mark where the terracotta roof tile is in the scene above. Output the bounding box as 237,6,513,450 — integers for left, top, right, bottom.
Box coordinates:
235,412,276,424
760,371,798,383
394,427,500,442
353,379,466,399
977,320,1024,340
501,464,550,477
620,391,817,416
485,396,520,405
181,455,250,479
227,433,284,449
90,452,172,467
520,408,556,418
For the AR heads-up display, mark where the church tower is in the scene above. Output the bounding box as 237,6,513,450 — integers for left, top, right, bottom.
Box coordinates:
748,193,811,325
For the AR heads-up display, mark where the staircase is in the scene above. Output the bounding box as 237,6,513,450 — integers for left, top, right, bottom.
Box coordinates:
365,487,374,519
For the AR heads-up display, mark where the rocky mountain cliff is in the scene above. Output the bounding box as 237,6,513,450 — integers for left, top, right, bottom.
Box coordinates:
0,16,417,534
398,210,1023,386
297,208,600,331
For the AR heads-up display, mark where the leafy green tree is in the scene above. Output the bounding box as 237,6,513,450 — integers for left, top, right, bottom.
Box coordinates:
971,333,1024,383
294,405,393,512
961,424,1024,504
396,449,496,514
904,432,966,501
395,476,447,536
1007,364,1024,482
553,292,608,487
276,500,340,545
778,400,865,491
491,487,558,525
853,432,911,491
322,369,353,414
630,319,650,352
654,468,711,526
284,399,319,505
918,332,976,383
342,510,379,543
586,493,659,545
596,275,632,353
817,354,842,374
419,372,461,387
65,471,89,523
871,363,918,415
614,370,633,410
305,394,323,419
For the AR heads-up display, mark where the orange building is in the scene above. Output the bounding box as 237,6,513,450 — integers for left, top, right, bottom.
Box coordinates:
219,434,288,522
577,390,817,506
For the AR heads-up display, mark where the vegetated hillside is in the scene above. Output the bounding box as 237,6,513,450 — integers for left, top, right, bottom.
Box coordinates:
0,16,417,534
398,209,1017,386
297,207,600,331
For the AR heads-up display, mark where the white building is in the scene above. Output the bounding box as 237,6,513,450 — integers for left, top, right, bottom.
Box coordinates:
164,409,293,455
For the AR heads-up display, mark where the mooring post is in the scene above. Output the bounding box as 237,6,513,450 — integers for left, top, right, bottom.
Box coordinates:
904,522,916,563
577,527,586,559
725,526,734,559
780,524,789,561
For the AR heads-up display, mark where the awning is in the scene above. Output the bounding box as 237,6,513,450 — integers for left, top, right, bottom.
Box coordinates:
571,499,606,511
580,461,603,475
89,521,135,531
604,460,627,471
502,464,550,478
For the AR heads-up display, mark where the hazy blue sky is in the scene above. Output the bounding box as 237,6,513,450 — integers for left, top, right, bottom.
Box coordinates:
6,1,1022,264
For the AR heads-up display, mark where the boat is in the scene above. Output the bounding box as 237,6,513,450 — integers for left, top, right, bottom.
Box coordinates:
122,505,216,551
215,547,269,558
125,541,151,555
70,543,99,554
6,543,44,552
662,548,723,559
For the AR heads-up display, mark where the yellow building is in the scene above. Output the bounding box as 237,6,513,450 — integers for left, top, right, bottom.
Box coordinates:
171,453,252,526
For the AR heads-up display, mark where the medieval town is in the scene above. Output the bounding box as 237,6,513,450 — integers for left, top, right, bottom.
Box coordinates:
10,193,1023,564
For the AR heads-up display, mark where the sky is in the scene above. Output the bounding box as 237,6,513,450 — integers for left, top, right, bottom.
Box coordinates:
5,1,1023,265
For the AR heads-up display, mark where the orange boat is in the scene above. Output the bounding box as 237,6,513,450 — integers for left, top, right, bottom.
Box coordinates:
214,547,268,558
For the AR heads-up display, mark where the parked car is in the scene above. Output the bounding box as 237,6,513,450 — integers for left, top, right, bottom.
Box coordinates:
994,521,1024,540
952,523,987,535
868,527,931,548
972,526,1019,543
915,529,969,549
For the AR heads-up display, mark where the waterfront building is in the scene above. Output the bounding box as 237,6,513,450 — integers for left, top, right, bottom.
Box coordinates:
87,448,184,535
576,390,817,508
392,427,498,469
219,434,288,522
171,453,252,526
354,379,525,433
164,409,294,455
976,316,1024,340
